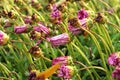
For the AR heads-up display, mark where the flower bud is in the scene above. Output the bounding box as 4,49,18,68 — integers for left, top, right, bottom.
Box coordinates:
31,1,42,10
23,16,31,24
14,25,27,34
0,31,9,45
52,56,73,65
47,33,70,47
29,46,43,58
4,19,12,28
8,11,16,19
68,17,80,28
94,13,106,24
30,30,41,40
68,17,88,35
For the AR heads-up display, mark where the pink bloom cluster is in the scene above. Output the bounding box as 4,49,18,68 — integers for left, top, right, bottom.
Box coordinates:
108,52,120,80
108,53,120,66
58,65,71,79
50,5,62,24
52,56,75,79
78,9,88,20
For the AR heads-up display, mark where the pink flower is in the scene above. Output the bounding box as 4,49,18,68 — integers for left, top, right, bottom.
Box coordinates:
57,65,75,79
50,5,62,24
68,19,87,35
34,22,50,35
108,52,120,66
78,9,88,20
52,56,68,65
24,16,31,24
14,25,27,34
0,30,9,45
47,33,70,47
112,67,120,80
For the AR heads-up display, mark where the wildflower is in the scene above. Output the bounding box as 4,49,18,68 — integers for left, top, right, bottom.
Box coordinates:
108,52,120,67
112,67,120,80
8,11,15,19
3,19,13,28
52,56,73,65
34,22,50,35
78,9,88,20
68,17,87,35
57,65,76,79
31,0,42,10
30,30,41,40
48,0,56,4
0,30,9,45
94,13,106,24
47,33,70,47
31,13,39,23
108,8,114,14
50,5,62,24
14,25,27,34
23,16,31,24
29,46,43,58
68,17,80,28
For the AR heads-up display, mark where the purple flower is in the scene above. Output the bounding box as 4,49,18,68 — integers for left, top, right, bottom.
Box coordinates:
47,33,70,47
50,5,62,24
68,19,87,35
34,22,50,35
24,16,31,24
52,56,68,65
14,25,27,34
57,65,74,79
112,67,120,80
108,52,120,66
50,9,61,18
78,9,88,20
108,8,114,14
0,30,9,45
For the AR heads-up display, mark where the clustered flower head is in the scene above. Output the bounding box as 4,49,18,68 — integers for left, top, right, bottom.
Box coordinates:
52,56,77,80
78,9,88,20
0,30,9,45
108,52,120,66
108,52,120,80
